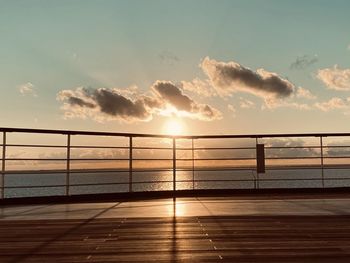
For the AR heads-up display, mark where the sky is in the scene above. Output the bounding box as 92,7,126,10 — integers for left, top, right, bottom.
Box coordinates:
1,0,350,135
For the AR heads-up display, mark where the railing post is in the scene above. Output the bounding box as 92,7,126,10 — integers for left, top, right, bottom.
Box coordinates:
173,138,176,192
1,132,6,199
66,134,71,196
129,136,133,192
192,138,195,190
320,136,324,188
251,170,257,189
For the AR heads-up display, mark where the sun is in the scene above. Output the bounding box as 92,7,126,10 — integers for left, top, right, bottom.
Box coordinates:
163,118,185,135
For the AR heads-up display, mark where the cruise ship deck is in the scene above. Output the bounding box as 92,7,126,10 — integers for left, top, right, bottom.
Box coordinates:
2,128,350,262
1,191,350,262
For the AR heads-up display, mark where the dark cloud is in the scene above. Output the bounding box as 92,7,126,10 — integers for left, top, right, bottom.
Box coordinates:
57,83,221,122
152,81,222,120
92,89,151,119
290,55,318,70
152,81,193,111
57,87,157,122
201,57,295,100
67,96,96,108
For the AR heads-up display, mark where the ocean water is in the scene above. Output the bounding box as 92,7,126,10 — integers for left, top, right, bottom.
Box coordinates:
3,167,350,198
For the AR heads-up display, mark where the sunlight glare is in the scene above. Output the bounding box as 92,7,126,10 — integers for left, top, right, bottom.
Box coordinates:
163,118,185,135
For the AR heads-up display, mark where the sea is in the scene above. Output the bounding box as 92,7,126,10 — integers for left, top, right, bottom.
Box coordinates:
3,167,350,198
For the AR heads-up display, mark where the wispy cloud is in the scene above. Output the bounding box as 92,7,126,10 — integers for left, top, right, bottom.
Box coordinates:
19,82,37,97
227,104,236,118
263,100,312,111
265,138,317,157
200,57,295,102
290,55,318,70
180,78,217,97
314,97,349,112
239,97,255,109
296,87,317,100
317,65,350,91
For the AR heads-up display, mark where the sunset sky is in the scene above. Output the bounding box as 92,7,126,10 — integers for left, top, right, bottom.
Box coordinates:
1,0,350,135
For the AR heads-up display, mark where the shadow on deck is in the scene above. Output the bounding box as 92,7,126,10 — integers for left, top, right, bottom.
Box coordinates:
1,189,350,262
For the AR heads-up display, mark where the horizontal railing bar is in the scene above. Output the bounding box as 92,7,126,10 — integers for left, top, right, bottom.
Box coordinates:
2,169,131,174
131,158,173,161
70,158,129,161
265,157,323,159
5,144,129,149
265,146,321,149
5,144,66,148
0,167,253,174
265,166,350,170
5,185,68,189
177,158,255,161
4,144,350,150
7,177,350,190
6,158,67,161
186,147,256,150
7,156,350,162
4,182,129,189
131,179,256,184
5,158,129,161
4,164,350,175
71,146,129,149
259,178,350,182
323,156,350,158
3,144,350,150
3,127,350,139
323,145,350,148
132,147,173,150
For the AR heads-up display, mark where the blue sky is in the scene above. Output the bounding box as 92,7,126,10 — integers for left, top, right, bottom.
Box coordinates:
1,0,350,134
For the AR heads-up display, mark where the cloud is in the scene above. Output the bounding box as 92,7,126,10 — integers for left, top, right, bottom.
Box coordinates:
152,81,222,121
264,138,318,158
239,97,255,109
317,65,350,91
57,87,159,122
19,82,37,96
296,87,317,100
227,104,236,118
180,78,217,97
290,55,318,70
314,97,349,112
347,44,350,51
152,81,193,112
57,83,222,122
263,100,312,111
201,57,295,101
326,140,350,156
58,89,96,108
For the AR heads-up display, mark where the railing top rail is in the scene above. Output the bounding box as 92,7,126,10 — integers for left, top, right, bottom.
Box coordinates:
1,127,350,139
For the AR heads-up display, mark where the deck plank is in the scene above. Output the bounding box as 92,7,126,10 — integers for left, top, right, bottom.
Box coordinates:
1,215,350,262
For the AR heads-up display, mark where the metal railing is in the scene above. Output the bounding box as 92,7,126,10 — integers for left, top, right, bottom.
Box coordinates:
1,127,350,199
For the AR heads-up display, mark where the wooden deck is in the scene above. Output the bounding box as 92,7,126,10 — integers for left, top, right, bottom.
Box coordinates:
1,216,350,262
1,194,350,262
